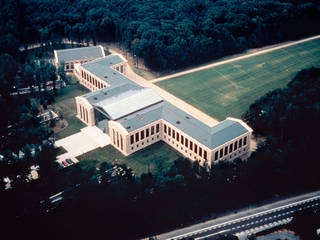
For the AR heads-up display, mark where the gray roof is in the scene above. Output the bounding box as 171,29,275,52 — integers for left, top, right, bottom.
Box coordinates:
55,46,104,63
81,55,133,87
84,86,163,120
117,101,249,150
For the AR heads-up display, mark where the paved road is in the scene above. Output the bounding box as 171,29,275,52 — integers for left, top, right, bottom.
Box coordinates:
151,34,320,84
157,191,320,240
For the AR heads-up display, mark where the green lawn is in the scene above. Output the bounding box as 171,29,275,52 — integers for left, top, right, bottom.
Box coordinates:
52,83,89,139
157,38,320,120
77,141,182,176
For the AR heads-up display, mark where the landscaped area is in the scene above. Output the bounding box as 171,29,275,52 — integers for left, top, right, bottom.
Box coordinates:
77,141,182,176
51,79,89,139
157,38,320,120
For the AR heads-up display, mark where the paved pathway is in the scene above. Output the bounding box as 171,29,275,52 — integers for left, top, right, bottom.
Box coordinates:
150,34,320,84
55,126,110,163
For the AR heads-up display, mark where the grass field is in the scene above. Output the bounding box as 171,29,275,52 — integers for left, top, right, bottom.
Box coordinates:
52,83,89,139
77,141,182,176
157,38,320,120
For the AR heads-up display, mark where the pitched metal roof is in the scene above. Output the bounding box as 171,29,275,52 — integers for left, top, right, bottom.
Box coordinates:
90,88,163,120
55,46,104,63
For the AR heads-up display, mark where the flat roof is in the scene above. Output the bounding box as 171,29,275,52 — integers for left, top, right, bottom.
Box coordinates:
81,55,132,87
116,101,249,149
55,46,104,63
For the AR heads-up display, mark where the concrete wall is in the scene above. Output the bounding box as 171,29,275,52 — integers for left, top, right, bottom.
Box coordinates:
75,96,95,126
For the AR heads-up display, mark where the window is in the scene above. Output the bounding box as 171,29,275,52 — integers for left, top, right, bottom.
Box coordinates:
225,146,228,155
185,138,188,147
234,141,238,150
71,64,74,69
181,135,184,145
220,149,223,158
172,130,175,138
164,124,167,133
229,143,233,153
194,144,198,154
189,141,193,151
146,128,149,137
130,135,134,145
151,126,155,135
244,136,247,146
66,65,69,69
239,138,242,147
204,151,207,160
168,127,171,136
141,130,144,140
135,132,139,142
176,132,180,141
156,124,160,133
199,147,202,157
113,130,115,145
120,135,123,150
215,151,218,160
116,132,119,147
120,65,124,73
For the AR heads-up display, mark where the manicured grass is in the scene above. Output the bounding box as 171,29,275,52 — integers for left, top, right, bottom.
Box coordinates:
77,141,182,176
132,67,158,80
157,38,320,120
52,83,89,139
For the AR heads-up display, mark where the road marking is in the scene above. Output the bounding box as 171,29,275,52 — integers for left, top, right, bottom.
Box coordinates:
194,229,229,240
166,195,320,239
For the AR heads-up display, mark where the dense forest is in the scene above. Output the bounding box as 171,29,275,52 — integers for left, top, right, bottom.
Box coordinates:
2,68,319,239
1,0,320,70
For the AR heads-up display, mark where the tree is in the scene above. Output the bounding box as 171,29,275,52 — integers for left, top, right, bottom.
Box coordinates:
0,53,17,98
22,64,35,92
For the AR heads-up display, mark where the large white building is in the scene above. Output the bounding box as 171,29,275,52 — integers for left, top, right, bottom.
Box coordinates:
57,46,253,169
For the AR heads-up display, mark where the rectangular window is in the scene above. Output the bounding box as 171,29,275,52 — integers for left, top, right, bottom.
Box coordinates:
215,151,218,160
116,132,119,147
189,141,193,151
120,135,123,150
225,146,228,155
172,130,175,139
239,138,242,147
185,138,188,148
135,132,139,142
120,65,124,73
229,143,233,153
164,124,167,133
244,136,247,146
130,135,134,145
151,126,154,135
194,144,198,154
146,128,149,137
204,151,207,160
234,141,238,150
181,135,184,145
168,127,171,136
199,147,202,157
156,124,160,133
176,132,180,141
141,130,144,140
220,149,223,158
113,130,115,145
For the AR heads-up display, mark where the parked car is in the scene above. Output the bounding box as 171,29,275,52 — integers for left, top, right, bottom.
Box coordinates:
62,161,68,167
66,158,73,165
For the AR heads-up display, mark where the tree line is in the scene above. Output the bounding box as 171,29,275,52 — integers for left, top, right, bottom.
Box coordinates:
1,0,320,70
